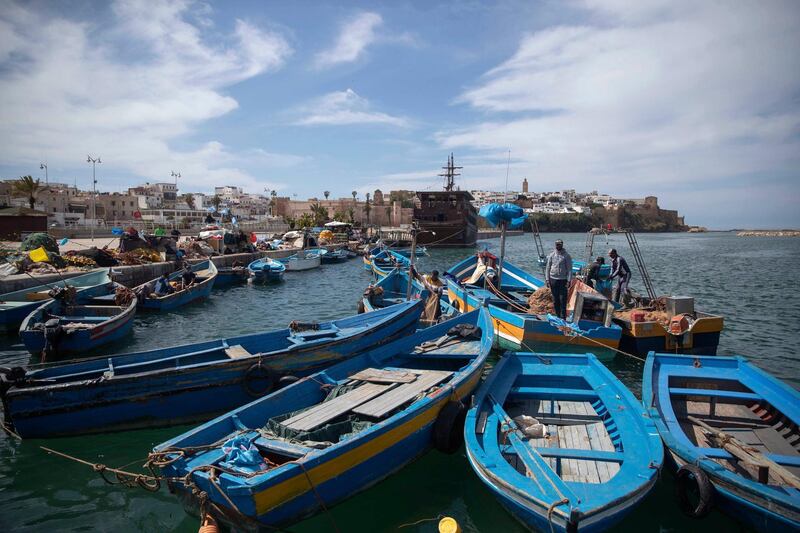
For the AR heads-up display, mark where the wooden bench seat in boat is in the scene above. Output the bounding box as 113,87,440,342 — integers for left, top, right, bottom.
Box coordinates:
282,383,391,432
349,368,418,383
225,345,252,359
669,387,763,402
25,290,54,302
353,370,452,418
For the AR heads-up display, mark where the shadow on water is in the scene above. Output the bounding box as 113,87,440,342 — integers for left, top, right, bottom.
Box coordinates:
0,232,796,531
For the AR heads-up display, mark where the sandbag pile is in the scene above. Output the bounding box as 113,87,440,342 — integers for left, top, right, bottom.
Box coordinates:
527,286,556,315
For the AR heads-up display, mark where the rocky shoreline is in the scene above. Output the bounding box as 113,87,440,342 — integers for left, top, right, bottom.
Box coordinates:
737,230,800,237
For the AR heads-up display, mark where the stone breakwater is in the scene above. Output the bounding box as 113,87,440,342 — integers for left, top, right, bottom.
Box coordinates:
737,230,800,237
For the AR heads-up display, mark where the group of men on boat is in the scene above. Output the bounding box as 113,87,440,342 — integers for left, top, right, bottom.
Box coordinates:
544,239,631,318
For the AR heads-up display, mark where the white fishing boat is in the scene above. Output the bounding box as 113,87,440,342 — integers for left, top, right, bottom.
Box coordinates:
278,249,322,271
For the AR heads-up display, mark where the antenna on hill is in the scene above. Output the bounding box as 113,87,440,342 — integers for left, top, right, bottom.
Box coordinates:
438,153,462,191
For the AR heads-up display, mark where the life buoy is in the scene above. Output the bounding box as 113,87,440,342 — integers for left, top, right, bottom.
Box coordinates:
243,362,276,397
433,400,467,454
675,464,714,518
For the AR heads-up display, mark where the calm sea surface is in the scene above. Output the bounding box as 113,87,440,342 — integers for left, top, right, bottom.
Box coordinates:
1,232,798,532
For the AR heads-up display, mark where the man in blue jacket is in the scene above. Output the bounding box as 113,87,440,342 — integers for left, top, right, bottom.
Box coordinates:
545,239,572,319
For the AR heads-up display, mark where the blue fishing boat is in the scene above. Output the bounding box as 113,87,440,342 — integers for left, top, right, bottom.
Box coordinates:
643,353,800,531
360,268,459,323
279,249,323,271
247,258,285,283
0,269,112,334
0,300,424,439
19,283,137,358
321,248,349,264
135,260,217,311
465,352,663,532
214,265,250,287
446,252,622,357
371,249,411,278
152,306,492,530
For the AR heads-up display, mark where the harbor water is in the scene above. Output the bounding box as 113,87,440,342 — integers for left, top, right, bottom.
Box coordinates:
1,232,798,532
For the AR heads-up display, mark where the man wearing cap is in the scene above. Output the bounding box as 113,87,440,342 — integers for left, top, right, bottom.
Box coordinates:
608,248,632,303
585,256,605,290
545,239,572,319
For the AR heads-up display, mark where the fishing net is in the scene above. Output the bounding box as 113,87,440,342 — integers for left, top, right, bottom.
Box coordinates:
20,233,59,254
527,286,556,315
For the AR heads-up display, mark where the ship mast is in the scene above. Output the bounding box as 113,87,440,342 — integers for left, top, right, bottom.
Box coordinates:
438,153,462,191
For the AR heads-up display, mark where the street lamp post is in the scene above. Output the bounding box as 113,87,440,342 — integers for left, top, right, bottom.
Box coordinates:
40,162,48,185
171,171,180,229
87,155,101,241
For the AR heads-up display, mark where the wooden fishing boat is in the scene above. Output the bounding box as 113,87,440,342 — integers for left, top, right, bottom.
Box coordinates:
465,352,663,532
279,250,322,271
0,300,424,438
0,269,112,334
371,249,411,279
152,306,492,530
643,353,800,531
360,268,459,323
247,258,285,283
19,283,137,358
321,248,349,264
615,306,724,356
135,260,217,311
446,253,622,357
214,266,250,287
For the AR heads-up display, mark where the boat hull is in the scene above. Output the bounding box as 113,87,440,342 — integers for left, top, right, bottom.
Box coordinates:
617,315,723,356
214,267,250,287
137,260,217,311
281,256,320,271
2,301,423,438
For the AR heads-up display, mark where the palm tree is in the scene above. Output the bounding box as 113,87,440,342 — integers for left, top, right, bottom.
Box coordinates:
270,190,277,216
364,192,371,225
309,202,329,226
347,207,356,224
13,175,45,210
333,208,347,222
324,191,330,200
211,195,222,212
351,191,357,202
297,213,314,229
181,193,195,210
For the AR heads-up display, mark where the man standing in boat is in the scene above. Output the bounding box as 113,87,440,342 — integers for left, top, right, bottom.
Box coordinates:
545,239,572,319
608,248,632,303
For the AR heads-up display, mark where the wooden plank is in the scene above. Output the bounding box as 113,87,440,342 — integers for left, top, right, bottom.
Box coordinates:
349,368,418,384
225,345,251,359
284,383,391,431
353,370,452,418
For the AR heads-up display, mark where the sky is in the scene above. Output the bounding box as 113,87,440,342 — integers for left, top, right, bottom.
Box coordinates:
1,0,798,229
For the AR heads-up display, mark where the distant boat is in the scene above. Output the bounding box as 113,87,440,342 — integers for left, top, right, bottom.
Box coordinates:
0,269,112,334
465,352,663,533
19,283,137,358
135,260,217,311
643,353,800,531
152,306,492,530
214,265,250,287
321,248,349,264
0,300,424,438
370,249,411,279
248,258,285,283
446,252,622,356
278,250,323,271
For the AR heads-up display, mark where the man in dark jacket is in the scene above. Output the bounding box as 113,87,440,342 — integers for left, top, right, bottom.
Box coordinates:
608,248,631,302
585,256,604,289
545,239,572,319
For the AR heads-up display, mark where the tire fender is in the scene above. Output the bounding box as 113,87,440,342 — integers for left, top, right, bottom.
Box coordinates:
675,464,714,518
243,362,276,398
277,375,300,389
433,400,467,454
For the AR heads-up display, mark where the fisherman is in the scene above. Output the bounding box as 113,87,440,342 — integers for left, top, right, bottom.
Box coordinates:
608,248,632,303
425,270,443,289
411,267,444,321
545,239,572,319
153,273,174,296
180,265,197,289
585,256,605,289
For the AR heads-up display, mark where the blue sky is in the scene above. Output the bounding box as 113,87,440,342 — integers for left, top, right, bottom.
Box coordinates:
1,0,799,229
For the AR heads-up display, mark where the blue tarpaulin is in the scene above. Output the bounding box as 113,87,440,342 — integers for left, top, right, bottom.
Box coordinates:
478,202,527,229
221,435,266,472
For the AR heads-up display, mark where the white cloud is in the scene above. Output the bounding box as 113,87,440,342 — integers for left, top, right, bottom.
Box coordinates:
293,89,409,127
313,11,383,68
0,0,296,192
440,0,800,225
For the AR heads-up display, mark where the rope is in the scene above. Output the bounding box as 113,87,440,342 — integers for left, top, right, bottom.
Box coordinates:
1,421,22,440
547,498,570,533
398,514,445,528
297,461,340,533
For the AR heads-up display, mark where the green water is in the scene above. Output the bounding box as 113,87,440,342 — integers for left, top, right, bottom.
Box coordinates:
1,232,798,532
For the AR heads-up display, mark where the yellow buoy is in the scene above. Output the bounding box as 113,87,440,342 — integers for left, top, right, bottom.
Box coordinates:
438,516,461,533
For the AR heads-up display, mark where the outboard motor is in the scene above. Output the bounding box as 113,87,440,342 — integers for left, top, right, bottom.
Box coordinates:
43,318,63,360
